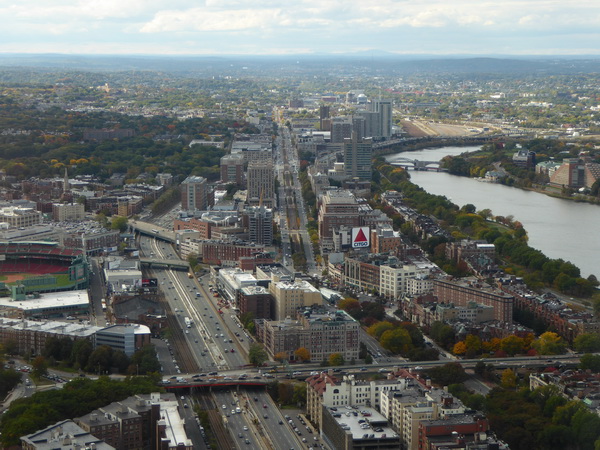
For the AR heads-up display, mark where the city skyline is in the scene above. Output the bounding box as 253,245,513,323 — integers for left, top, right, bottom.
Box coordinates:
1,0,599,56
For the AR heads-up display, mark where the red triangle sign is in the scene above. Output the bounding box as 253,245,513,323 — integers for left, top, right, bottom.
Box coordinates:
354,228,367,243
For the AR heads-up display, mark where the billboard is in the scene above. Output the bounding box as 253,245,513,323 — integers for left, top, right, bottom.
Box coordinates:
351,227,370,249
142,278,158,288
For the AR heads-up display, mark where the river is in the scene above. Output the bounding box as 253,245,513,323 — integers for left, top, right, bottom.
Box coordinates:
385,146,600,279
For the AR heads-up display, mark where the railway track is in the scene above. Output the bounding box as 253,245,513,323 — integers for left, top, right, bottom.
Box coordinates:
147,267,200,374
196,391,236,450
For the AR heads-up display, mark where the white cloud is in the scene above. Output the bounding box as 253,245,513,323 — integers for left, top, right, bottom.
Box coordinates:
0,0,599,54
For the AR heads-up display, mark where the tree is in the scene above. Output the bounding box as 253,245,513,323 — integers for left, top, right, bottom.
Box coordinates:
129,345,160,375
274,352,287,363
292,382,306,407
380,328,412,355
249,344,268,367
500,335,525,356
328,353,344,366
533,332,567,355
430,321,455,349
465,334,482,355
294,347,310,362
338,297,360,312
426,362,467,386
31,355,48,378
110,215,128,232
367,321,394,339
453,341,467,356
579,353,600,372
574,333,600,353
500,368,517,389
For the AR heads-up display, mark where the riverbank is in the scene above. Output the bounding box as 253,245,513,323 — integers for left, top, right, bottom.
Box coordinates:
384,145,600,279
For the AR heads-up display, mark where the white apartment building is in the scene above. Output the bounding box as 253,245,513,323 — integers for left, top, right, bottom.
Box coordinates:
307,372,410,429
379,264,430,299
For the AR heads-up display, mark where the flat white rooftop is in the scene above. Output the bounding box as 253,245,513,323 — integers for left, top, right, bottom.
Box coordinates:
0,289,89,312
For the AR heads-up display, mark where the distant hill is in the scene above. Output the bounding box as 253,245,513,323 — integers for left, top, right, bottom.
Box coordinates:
0,53,599,76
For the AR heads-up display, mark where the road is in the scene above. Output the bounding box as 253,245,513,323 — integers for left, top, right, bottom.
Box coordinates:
276,124,318,275
139,235,250,373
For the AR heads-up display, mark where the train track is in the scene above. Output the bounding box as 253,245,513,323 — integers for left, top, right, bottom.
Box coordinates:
196,391,236,450
147,267,200,374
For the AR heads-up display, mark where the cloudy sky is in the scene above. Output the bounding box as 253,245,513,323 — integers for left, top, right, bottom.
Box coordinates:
1,0,599,55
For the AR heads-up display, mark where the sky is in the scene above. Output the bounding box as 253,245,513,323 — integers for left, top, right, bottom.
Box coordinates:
0,0,599,56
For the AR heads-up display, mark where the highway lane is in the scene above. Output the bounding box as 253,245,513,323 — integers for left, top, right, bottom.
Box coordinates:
141,235,249,372
212,390,262,449
249,390,308,450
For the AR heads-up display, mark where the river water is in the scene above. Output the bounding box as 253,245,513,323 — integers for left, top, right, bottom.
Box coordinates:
385,146,599,278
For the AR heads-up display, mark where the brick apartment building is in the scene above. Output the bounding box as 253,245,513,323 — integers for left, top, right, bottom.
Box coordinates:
434,278,514,323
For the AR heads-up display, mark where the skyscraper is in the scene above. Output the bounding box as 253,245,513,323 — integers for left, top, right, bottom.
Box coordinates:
246,205,273,245
247,160,274,208
374,99,393,139
343,132,373,181
181,175,209,211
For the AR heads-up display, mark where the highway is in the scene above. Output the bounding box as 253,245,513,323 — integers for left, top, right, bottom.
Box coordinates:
139,235,249,373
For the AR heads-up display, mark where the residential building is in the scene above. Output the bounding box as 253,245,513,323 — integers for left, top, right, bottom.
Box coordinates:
247,160,274,207
549,156,600,189
343,132,373,180
199,240,265,266
306,371,411,429
218,268,258,305
433,278,514,323
245,205,273,245
318,190,360,251
445,240,496,263
52,203,85,221
220,153,245,185
269,280,322,320
180,176,210,211
0,317,100,357
21,419,115,450
238,285,273,319
321,406,401,450
76,392,192,450
257,308,358,363
379,263,430,300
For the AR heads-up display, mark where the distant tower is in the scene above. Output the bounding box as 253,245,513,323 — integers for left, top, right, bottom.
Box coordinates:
343,132,373,180
63,167,70,193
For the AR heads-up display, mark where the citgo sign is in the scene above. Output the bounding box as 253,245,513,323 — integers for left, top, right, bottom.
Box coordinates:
351,227,370,249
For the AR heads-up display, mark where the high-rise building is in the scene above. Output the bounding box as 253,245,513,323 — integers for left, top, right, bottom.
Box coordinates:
245,205,273,245
330,117,353,143
220,153,245,185
373,99,393,139
247,161,274,208
318,189,360,251
343,132,373,180
319,105,330,131
180,176,210,211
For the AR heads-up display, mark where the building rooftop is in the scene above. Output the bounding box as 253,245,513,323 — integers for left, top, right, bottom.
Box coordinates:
0,317,101,337
98,323,151,336
21,419,115,450
327,406,399,441
0,290,90,313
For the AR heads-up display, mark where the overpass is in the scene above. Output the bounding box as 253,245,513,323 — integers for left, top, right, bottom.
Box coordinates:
129,220,176,243
163,379,270,391
139,257,189,270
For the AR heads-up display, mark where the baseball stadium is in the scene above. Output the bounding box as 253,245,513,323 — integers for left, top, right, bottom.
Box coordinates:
0,241,90,295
